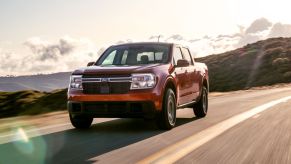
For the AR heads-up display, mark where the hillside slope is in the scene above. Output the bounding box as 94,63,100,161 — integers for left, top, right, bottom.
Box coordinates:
0,89,67,118
197,37,291,92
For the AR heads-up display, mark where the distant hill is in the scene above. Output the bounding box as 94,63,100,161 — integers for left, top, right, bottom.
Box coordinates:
0,89,67,118
0,72,71,92
197,37,291,92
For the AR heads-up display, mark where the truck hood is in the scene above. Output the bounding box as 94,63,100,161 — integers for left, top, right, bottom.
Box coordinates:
72,64,165,75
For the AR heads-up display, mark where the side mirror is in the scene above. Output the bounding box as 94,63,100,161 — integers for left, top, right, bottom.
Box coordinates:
87,62,95,66
176,59,190,67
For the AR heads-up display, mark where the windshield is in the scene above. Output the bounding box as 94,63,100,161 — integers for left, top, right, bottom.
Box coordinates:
96,44,170,66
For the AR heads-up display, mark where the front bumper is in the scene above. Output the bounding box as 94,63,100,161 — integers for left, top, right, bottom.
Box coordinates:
68,101,156,119
68,88,163,108
67,89,163,119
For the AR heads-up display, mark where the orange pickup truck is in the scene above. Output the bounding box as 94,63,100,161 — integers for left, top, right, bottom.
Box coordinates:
68,42,209,130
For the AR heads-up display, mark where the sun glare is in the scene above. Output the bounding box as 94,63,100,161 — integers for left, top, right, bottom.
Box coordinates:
17,128,29,143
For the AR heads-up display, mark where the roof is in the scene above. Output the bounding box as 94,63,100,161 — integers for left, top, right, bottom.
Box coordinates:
112,42,174,47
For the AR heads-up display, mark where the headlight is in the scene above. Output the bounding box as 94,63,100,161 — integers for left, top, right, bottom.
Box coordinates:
130,73,156,90
70,75,83,90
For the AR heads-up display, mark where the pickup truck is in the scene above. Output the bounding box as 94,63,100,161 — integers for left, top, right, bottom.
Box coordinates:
68,42,209,130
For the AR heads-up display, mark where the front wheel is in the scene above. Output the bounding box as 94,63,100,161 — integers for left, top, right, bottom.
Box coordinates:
69,114,93,129
193,86,208,118
157,88,176,130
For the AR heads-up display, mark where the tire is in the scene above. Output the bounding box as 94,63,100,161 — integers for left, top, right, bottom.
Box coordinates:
193,86,208,118
157,88,176,130
69,114,93,129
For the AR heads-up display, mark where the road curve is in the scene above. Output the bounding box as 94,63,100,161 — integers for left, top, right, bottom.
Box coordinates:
0,86,291,164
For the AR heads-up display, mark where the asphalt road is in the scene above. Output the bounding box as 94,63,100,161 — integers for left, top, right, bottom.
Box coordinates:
0,86,291,164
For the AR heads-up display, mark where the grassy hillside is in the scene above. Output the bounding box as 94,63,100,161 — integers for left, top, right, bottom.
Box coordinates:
0,89,67,118
197,37,291,92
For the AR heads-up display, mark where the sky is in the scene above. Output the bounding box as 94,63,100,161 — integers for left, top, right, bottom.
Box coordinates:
1,0,291,75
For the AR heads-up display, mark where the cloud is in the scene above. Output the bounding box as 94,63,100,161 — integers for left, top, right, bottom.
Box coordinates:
217,34,242,39
189,39,201,43
24,37,77,61
0,36,99,75
163,18,291,57
166,34,184,41
0,51,25,75
268,23,291,38
245,18,272,34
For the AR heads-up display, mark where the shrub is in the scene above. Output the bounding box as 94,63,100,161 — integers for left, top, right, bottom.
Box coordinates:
283,71,291,79
264,40,285,50
272,58,290,66
264,47,284,56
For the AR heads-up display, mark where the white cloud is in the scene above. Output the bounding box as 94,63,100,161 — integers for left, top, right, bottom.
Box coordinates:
268,23,291,38
245,18,272,34
166,35,184,41
24,37,75,61
160,18,291,57
0,36,99,75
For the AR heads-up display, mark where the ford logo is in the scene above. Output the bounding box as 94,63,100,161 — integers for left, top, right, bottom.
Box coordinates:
101,78,109,82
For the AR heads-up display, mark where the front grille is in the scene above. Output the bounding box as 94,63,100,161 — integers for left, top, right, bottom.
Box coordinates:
83,74,131,78
82,74,131,94
83,82,131,94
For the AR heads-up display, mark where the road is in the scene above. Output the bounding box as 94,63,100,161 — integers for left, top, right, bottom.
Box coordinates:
0,86,291,164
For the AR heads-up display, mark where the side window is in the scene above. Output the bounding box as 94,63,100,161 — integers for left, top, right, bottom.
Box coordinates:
173,47,183,65
101,50,116,65
121,50,128,64
181,48,193,65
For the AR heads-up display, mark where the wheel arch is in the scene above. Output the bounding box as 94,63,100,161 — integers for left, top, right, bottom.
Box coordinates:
162,77,177,102
202,76,209,92
197,75,209,101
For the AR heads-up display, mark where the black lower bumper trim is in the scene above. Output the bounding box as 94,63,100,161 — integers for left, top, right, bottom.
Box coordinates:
68,101,157,119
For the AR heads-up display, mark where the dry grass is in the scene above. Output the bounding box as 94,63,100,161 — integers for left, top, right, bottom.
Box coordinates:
0,89,67,118
197,37,291,92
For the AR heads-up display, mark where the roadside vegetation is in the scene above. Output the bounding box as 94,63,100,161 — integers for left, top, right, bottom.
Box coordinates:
197,37,291,92
0,89,67,118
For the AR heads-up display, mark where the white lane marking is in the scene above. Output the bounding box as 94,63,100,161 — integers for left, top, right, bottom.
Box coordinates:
252,114,261,119
139,96,291,164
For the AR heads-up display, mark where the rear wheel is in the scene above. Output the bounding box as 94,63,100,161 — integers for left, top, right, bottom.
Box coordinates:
157,88,176,130
193,86,208,118
69,114,93,129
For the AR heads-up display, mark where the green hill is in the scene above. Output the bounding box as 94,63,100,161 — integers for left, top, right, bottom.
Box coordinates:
0,89,67,118
197,37,291,92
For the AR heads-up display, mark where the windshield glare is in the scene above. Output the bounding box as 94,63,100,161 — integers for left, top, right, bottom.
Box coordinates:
97,45,170,66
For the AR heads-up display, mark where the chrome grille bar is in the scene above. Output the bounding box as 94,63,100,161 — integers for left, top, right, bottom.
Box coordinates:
82,77,132,83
